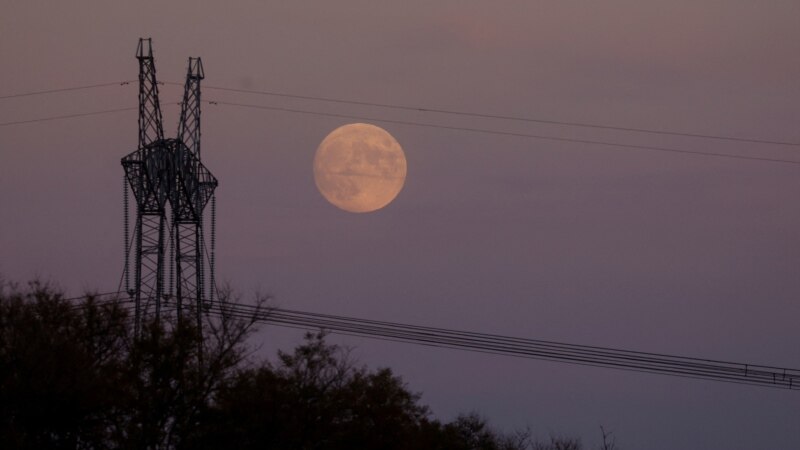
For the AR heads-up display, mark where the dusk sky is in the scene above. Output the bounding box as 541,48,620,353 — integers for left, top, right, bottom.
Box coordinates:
2,2,800,448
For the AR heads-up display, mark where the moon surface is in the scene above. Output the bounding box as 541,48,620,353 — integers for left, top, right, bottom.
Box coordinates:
313,123,407,213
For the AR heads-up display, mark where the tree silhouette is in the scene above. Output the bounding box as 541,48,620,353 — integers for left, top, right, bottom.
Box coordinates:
0,281,262,449
200,332,433,449
0,281,596,450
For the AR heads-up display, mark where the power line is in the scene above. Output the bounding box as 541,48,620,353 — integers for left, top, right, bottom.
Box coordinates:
212,303,800,390
0,102,185,128
4,95,794,166
65,295,800,391
205,100,800,166
3,80,799,167
0,81,135,100
258,321,788,390
182,82,800,147
70,294,800,376
0,107,137,127
244,306,800,390
4,79,796,148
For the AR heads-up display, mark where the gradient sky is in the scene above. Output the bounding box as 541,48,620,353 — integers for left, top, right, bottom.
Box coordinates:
2,2,800,448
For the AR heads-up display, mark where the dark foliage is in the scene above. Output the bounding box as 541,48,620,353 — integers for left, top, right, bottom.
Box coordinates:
198,331,434,449
0,281,258,449
0,282,597,450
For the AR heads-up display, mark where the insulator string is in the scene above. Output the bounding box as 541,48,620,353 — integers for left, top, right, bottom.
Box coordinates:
123,175,130,294
168,213,174,300
210,194,216,305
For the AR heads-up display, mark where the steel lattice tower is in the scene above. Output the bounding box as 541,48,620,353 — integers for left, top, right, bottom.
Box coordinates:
122,38,218,336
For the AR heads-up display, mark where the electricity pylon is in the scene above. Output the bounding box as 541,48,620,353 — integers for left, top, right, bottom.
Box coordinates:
122,38,218,336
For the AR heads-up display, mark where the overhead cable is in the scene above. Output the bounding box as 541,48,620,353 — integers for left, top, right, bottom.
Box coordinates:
64,295,800,391
176,81,800,147
4,79,795,148
205,100,800,166
0,107,137,127
0,81,135,100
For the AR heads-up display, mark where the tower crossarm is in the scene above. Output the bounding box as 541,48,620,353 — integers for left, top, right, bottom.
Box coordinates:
171,142,217,222
122,141,174,212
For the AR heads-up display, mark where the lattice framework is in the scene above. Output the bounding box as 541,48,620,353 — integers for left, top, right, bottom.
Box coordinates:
122,38,218,336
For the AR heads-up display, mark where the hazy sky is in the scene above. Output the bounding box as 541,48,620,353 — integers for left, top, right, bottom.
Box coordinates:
2,2,800,448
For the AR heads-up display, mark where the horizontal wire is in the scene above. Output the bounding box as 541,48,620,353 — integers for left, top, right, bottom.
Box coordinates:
140,299,800,389
0,81,136,100
265,322,787,388
56,295,800,390
26,297,798,390
216,306,799,390
163,81,800,147
73,295,800,374
240,307,798,380
169,304,793,388
263,314,774,379
0,107,137,127
2,79,797,167
270,307,779,370
0,102,184,128
4,79,795,148
263,318,760,379
204,100,800,166
259,321,788,390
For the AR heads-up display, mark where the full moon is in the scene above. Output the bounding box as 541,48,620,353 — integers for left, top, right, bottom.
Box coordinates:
313,123,407,213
